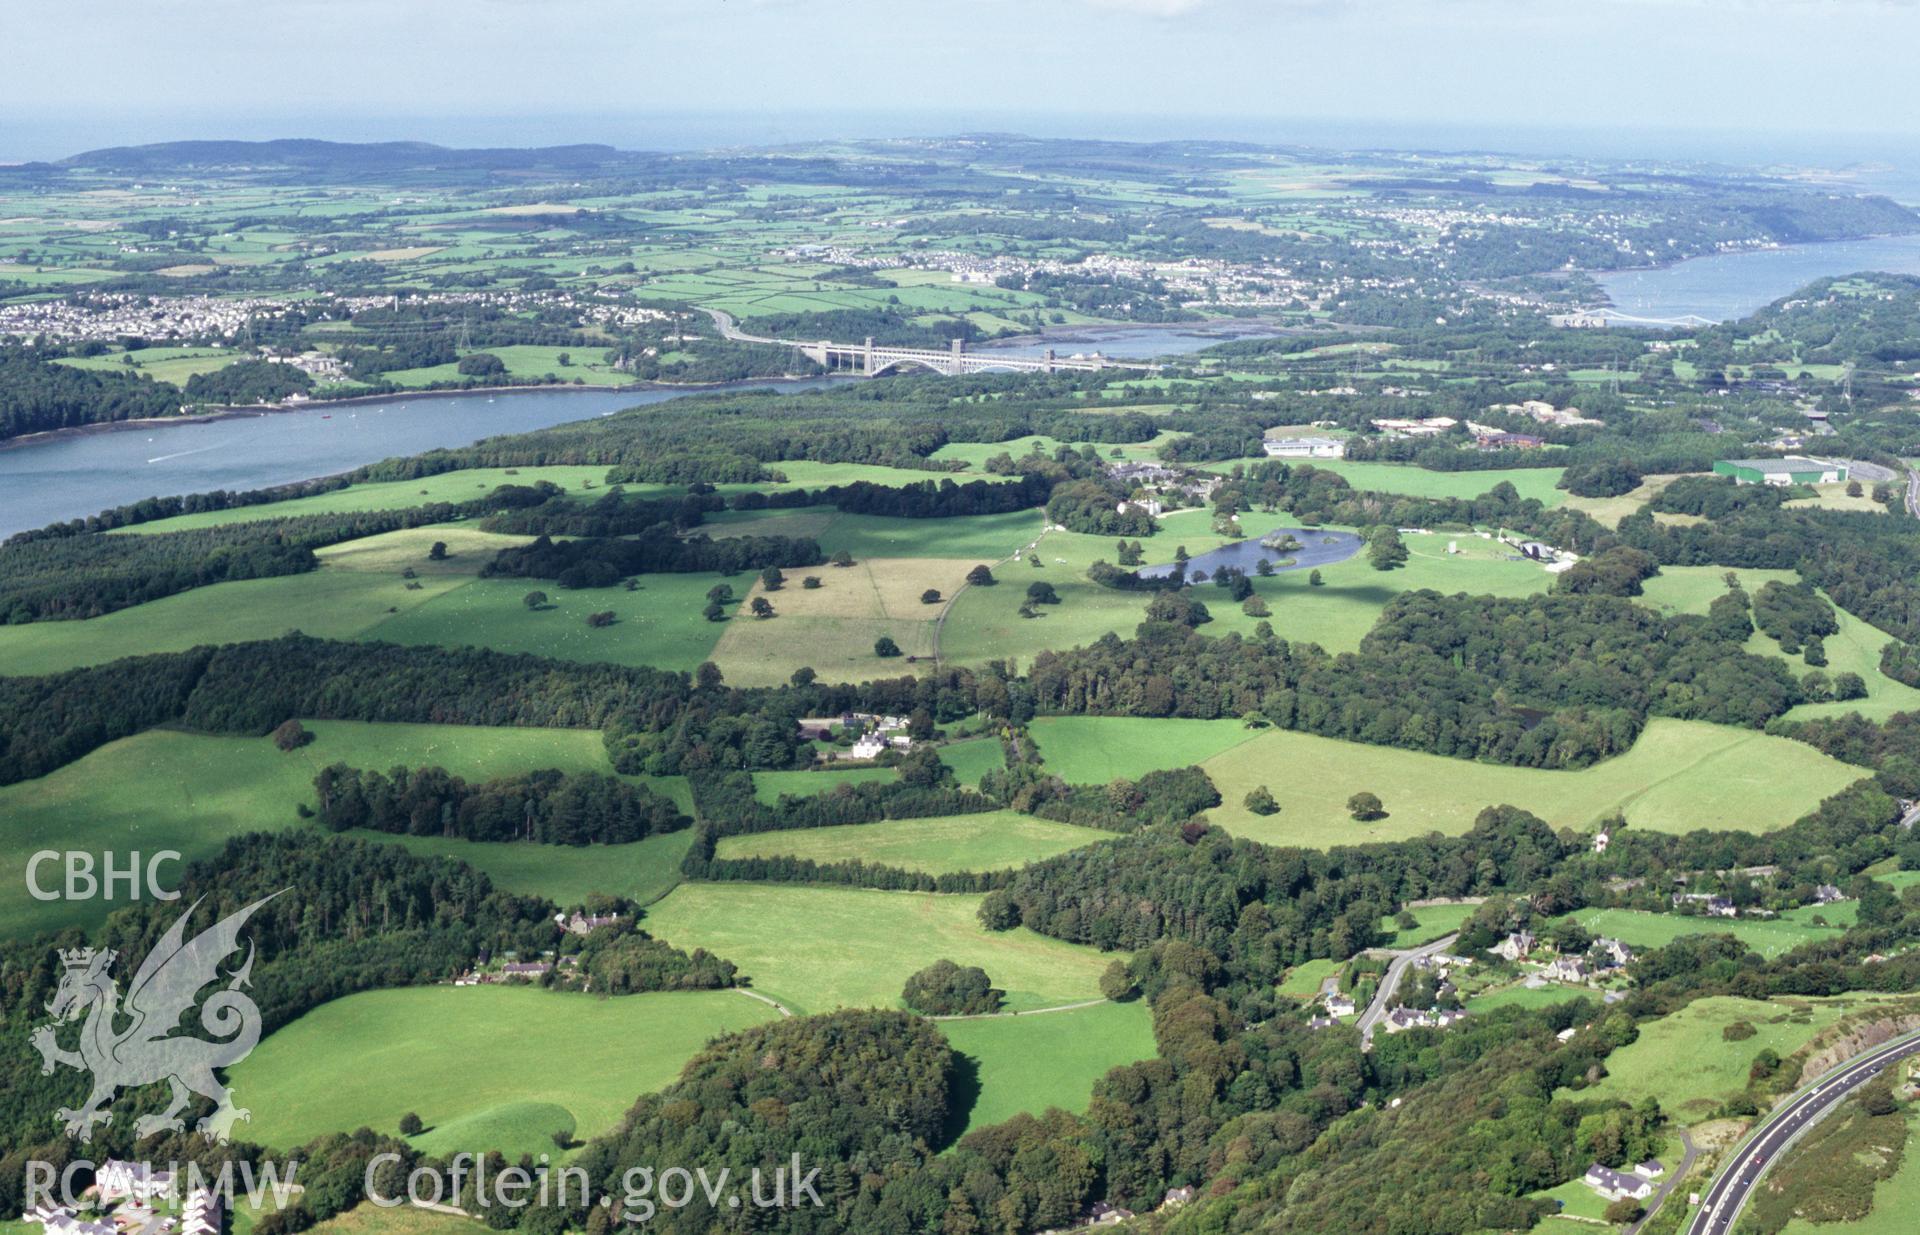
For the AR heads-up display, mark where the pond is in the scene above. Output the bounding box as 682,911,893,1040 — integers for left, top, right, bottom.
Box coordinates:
1136,528,1365,582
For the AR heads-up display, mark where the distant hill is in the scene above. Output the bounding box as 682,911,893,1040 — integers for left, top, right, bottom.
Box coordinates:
61,138,633,176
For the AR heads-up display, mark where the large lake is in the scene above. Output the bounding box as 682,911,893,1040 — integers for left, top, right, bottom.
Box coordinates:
1596,233,1920,323
0,380,839,537
1137,528,1365,582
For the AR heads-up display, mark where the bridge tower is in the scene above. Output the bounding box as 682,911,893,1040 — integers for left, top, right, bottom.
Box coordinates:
949,337,965,376
1043,348,1056,374
863,336,875,376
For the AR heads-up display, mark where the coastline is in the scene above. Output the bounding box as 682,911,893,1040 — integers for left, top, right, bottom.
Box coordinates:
0,371,832,453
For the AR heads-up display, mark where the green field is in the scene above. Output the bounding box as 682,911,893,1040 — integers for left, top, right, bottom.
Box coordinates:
641,883,1118,1016
751,764,899,801
1563,907,1845,960
1261,460,1568,507
228,986,777,1159
1465,983,1592,1014
938,736,1007,786
715,811,1101,874
0,721,633,936
1276,957,1342,1000
1031,715,1867,845
939,1000,1156,1135
1379,902,1478,946
366,572,738,673
1560,995,1860,1121
1027,716,1255,783
1204,718,1867,843
349,828,696,909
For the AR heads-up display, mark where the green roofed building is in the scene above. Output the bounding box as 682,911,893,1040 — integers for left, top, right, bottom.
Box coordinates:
1712,456,1849,486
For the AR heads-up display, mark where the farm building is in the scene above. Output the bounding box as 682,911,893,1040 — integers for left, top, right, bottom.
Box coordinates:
1712,457,1848,486
1262,436,1346,459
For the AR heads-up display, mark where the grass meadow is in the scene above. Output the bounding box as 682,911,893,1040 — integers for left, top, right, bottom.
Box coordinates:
1562,908,1845,959
229,987,776,1159
1029,716,1864,844
1201,717,1866,844
1559,995,1868,1121
715,811,1102,874
640,883,1117,1016
939,1000,1155,1136
0,721,648,936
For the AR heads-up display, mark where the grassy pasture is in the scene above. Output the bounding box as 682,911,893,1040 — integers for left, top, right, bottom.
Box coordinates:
114,467,619,533
367,572,736,673
1202,718,1866,845
1028,714,1867,845
711,555,978,686
302,1208,488,1235
939,1000,1155,1136
1562,907,1844,959
229,987,776,1160
349,828,695,909
1560,995,1861,1121
938,736,1007,786
1559,472,1697,527
1378,902,1477,946
714,811,1101,874
0,722,617,937
640,884,1116,1016
751,764,898,801
1266,460,1568,507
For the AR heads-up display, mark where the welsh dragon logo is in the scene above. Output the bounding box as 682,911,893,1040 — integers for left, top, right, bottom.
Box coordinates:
32,894,283,1142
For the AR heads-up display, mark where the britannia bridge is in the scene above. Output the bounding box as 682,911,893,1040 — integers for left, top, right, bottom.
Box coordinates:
703,309,1158,377
797,335,1157,377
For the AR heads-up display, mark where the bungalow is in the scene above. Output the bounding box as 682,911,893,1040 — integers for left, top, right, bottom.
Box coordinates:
499,961,552,980
1324,993,1357,1017
1494,930,1537,961
1583,1165,1655,1201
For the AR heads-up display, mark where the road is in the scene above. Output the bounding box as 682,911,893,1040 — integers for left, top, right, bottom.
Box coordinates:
702,307,778,345
1356,932,1459,1050
1685,1030,1920,1235
1906,466,1920,519
1624,1130,1697,1235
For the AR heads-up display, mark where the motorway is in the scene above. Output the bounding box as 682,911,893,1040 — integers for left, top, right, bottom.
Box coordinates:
1355,932,1459,1050
1906,466,1920,519
1685,1030,1920,1235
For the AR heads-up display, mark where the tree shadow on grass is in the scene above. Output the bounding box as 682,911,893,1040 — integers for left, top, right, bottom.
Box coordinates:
935,1052,983,1150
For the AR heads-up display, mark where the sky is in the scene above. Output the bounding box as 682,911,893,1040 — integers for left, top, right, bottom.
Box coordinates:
3,0,1920,163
